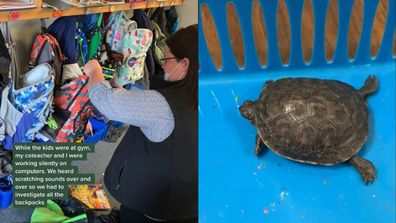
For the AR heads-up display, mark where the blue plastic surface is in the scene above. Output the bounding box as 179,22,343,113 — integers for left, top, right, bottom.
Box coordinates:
0,175,13,208
198,0,395,222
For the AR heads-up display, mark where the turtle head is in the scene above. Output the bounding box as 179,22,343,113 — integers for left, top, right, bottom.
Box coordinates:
239,100,257,125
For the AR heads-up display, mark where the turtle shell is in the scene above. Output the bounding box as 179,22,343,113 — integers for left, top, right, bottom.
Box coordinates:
256,78,368,165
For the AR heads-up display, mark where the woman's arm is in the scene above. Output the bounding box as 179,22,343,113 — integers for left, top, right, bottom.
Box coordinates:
84,60,174,142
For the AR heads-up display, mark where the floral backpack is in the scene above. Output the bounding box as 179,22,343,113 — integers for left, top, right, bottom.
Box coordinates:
116,28,153,86
105,11,137,54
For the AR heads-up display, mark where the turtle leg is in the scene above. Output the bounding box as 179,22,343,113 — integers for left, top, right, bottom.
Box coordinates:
359,75,378,99
349,156,376,184
255,133,266,156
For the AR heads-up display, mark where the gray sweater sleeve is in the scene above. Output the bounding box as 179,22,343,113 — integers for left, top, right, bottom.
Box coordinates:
88,81,174,142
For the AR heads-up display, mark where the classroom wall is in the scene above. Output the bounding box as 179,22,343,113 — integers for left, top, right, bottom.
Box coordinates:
176,0,198,28
9,19,46,76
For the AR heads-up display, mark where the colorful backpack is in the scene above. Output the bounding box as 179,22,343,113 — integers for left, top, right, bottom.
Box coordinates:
12,63,55,142
29,33,64,86
105,11,137,54
88,13,104,60
115,28,153,86
52,75,94,142
76,28,88,66
31,199,88,223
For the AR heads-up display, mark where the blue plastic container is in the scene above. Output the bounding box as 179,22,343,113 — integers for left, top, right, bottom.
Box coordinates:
84,118,110,143
198,0,395,222
84,118,123,143
0,175,13,208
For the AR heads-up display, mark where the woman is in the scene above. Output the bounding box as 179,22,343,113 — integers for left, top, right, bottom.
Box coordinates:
84,24,198,223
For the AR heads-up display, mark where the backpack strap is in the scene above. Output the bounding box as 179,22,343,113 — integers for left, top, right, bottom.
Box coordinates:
40,18,47,34
29,33,49,67
45,34,64,62
45,34,64,86
96,13,103,28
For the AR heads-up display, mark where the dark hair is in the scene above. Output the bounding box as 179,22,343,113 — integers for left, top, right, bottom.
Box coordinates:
165,24,198,110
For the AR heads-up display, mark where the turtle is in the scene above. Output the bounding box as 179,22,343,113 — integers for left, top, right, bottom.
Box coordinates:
239,76,378,184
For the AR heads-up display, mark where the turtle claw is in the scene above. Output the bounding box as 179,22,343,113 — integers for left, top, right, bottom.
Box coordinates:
254,147,261,156
254,134,265,156
361,169,376,185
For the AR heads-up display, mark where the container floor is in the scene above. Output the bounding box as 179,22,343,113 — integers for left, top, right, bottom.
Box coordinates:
199,62,395,223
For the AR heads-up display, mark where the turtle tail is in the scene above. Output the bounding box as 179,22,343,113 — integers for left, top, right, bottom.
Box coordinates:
359,75,378,99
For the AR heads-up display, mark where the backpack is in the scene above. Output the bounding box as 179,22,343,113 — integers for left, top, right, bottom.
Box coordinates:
12,63,55,142
78,14,101,34
52,75,94,142
88,13,104,60
29,33,64,86
151,21,166,66
165,6,179,35
105,11,137,54
31,199,88,223
0,63,55,150
76,28,88,66
47,16,78,65
116,28,153,86
132,9,155,76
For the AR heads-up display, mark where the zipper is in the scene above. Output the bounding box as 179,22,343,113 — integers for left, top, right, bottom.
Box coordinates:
115,161,127,191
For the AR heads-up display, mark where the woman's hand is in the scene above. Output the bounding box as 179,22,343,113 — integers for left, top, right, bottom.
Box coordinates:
109,78,119,88
83,60,105,89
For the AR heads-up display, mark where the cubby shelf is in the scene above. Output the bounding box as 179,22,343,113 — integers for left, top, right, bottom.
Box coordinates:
0,0,183,22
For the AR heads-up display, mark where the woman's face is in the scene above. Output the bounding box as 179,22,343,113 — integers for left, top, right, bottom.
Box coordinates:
162,45,189,81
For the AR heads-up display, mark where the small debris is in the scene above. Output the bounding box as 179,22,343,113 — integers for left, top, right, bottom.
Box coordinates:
280,189,289,201
257,162,263,170
263,209,269,215
372,194,376,199
269,202,276,212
